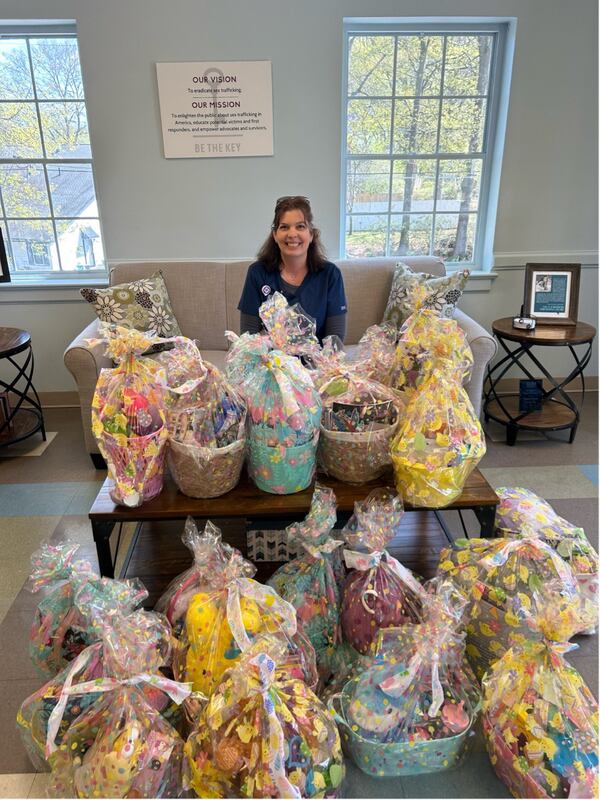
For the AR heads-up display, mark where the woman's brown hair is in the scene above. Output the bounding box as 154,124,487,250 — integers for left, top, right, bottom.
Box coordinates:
256,196,328,273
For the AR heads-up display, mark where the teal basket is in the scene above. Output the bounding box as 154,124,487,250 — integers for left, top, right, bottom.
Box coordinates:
247,432,318,494
327,692,477,777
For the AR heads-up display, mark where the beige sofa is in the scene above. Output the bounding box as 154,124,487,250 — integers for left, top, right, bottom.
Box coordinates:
64,256,497,464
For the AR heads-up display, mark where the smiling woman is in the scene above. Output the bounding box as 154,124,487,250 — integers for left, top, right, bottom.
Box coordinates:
237,196,348,342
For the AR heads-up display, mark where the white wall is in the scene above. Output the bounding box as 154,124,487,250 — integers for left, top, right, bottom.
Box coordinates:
0,0,597,392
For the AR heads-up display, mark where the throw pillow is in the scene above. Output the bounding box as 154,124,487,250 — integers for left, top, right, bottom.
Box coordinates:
382,262,470,327
80,271,182,337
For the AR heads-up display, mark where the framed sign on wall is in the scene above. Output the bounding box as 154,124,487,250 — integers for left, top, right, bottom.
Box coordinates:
156,60,273,158
523,263,581,326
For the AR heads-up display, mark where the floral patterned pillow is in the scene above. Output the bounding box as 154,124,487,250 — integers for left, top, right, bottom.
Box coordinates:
80,271,182,337
382,262,470,327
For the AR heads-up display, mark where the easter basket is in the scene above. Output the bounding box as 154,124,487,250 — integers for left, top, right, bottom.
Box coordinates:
167,436,245,498
318,422,399,484
248,432,319,494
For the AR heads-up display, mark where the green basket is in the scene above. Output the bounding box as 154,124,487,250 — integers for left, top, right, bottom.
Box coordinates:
247,432,318,494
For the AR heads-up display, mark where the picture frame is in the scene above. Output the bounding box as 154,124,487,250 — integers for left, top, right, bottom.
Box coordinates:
0,228,10,283
523,263,580,326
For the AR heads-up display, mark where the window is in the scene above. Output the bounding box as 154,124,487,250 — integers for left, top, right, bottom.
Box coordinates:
0,26,105,282
341,19,515,269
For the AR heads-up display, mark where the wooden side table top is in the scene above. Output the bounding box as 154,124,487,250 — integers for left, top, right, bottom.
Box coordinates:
0,327,31,358
492,317,596,346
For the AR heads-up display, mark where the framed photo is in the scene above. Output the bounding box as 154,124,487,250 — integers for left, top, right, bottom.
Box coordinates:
523,263,580,325
0,228,10,283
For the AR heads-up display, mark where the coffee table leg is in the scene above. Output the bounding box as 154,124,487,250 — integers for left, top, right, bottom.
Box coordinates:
473,506,496,538
92,520,116,577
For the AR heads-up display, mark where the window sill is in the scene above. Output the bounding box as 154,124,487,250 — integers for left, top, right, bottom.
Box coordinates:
0,277,108,304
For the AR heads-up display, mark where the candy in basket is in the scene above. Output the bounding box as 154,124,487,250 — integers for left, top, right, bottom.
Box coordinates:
328,603,481,777
45,607,189,798
184,637,344,798
268,484,344,677
90,324,169,507
340,488,428,654
436,536,594,680
27,539,147,678
390,320,485,507
482,599,598,799
494,486,598,633
225,331,321,494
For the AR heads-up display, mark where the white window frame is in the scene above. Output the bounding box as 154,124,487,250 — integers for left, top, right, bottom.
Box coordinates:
0,22,106,286
340,17,516,271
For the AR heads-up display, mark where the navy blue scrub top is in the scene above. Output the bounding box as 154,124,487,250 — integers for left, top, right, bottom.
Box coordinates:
238,261,347,341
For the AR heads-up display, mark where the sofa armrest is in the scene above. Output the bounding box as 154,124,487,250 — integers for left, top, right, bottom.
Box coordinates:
453,308,497,418
64,318,110,456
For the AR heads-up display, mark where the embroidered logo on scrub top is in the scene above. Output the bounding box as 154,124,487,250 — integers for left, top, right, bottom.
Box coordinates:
261,285,272,296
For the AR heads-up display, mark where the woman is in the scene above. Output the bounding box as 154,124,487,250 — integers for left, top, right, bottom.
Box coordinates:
238,196,347,342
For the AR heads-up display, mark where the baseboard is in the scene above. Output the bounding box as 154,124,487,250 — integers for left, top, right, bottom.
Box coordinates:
39,391,80,407
490,376,598,394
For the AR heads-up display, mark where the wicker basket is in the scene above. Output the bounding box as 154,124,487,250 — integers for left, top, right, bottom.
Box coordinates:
318,420,398,484
247,432,318,494
328,693,476,777
167,437,245,498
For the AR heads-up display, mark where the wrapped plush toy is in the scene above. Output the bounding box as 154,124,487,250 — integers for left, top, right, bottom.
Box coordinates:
482,600,598,799
225,330,321,494
268,484,344,677
27,539,147,678
437,537,594,680
390,313,485,507
184,639,344,798
340,488,427,654
311,339,403,483
328,599,481,777
44,609,189,799
90,324,169,507
494,486,598,633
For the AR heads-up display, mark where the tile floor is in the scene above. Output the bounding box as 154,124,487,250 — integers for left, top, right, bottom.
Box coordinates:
0,398,597,798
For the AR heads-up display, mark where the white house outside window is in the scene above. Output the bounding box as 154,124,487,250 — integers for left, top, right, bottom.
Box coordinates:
341,19,515,270
0,28,105,282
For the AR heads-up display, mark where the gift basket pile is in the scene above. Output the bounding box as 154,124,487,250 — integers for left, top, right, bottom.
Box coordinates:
90,324,169,507
482,598,598,798
152,336,247,498
328,587,481,777
184,638,344,798
494,486,598,633
390,311,485,507
436,536,594,680
311,338,403,484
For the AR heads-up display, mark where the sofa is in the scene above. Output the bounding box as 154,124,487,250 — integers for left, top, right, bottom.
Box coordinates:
64,256,497,464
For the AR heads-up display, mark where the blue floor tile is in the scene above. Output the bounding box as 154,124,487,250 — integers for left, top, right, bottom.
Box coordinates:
0,481,103,517
578,464,599,486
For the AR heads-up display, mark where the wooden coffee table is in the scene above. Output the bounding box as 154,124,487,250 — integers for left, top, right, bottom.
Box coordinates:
90,468,499,577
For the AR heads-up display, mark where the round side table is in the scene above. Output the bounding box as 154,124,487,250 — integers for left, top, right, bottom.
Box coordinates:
483,318,595,446
0,327,46,447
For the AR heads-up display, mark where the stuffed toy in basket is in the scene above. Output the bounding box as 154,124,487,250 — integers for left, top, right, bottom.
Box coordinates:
328,596,481,778
494,486,598,634
268,483,345,678
482,598,598,799
340,488,427,654
184,637,344,799
90,324,169,507
390,314,485,507
153,336,247,498
437,536,595,680
225,330,321,494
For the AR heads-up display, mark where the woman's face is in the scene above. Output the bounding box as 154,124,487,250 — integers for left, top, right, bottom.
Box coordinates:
272,209,313,261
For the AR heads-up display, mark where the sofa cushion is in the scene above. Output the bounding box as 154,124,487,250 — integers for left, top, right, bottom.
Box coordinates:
382,263,470,327
80,271,182,337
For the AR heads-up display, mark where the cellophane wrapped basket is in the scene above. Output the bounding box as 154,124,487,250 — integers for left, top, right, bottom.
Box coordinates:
340,488,427,654
90,324,169,507
312,338,403,483
328,593,481,777
226,329,321,494
482,599,599,799
258,290,321,359
27,539,148,679
268,484,345,678
436,536,595,680
347,322,400,387
155,517,316,704
390,314,485,507
153,337,247,498
184,638,345,799
494,486,598,634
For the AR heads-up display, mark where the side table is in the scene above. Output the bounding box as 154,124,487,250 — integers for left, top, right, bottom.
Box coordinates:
483,317,595,446
0,327,46,447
